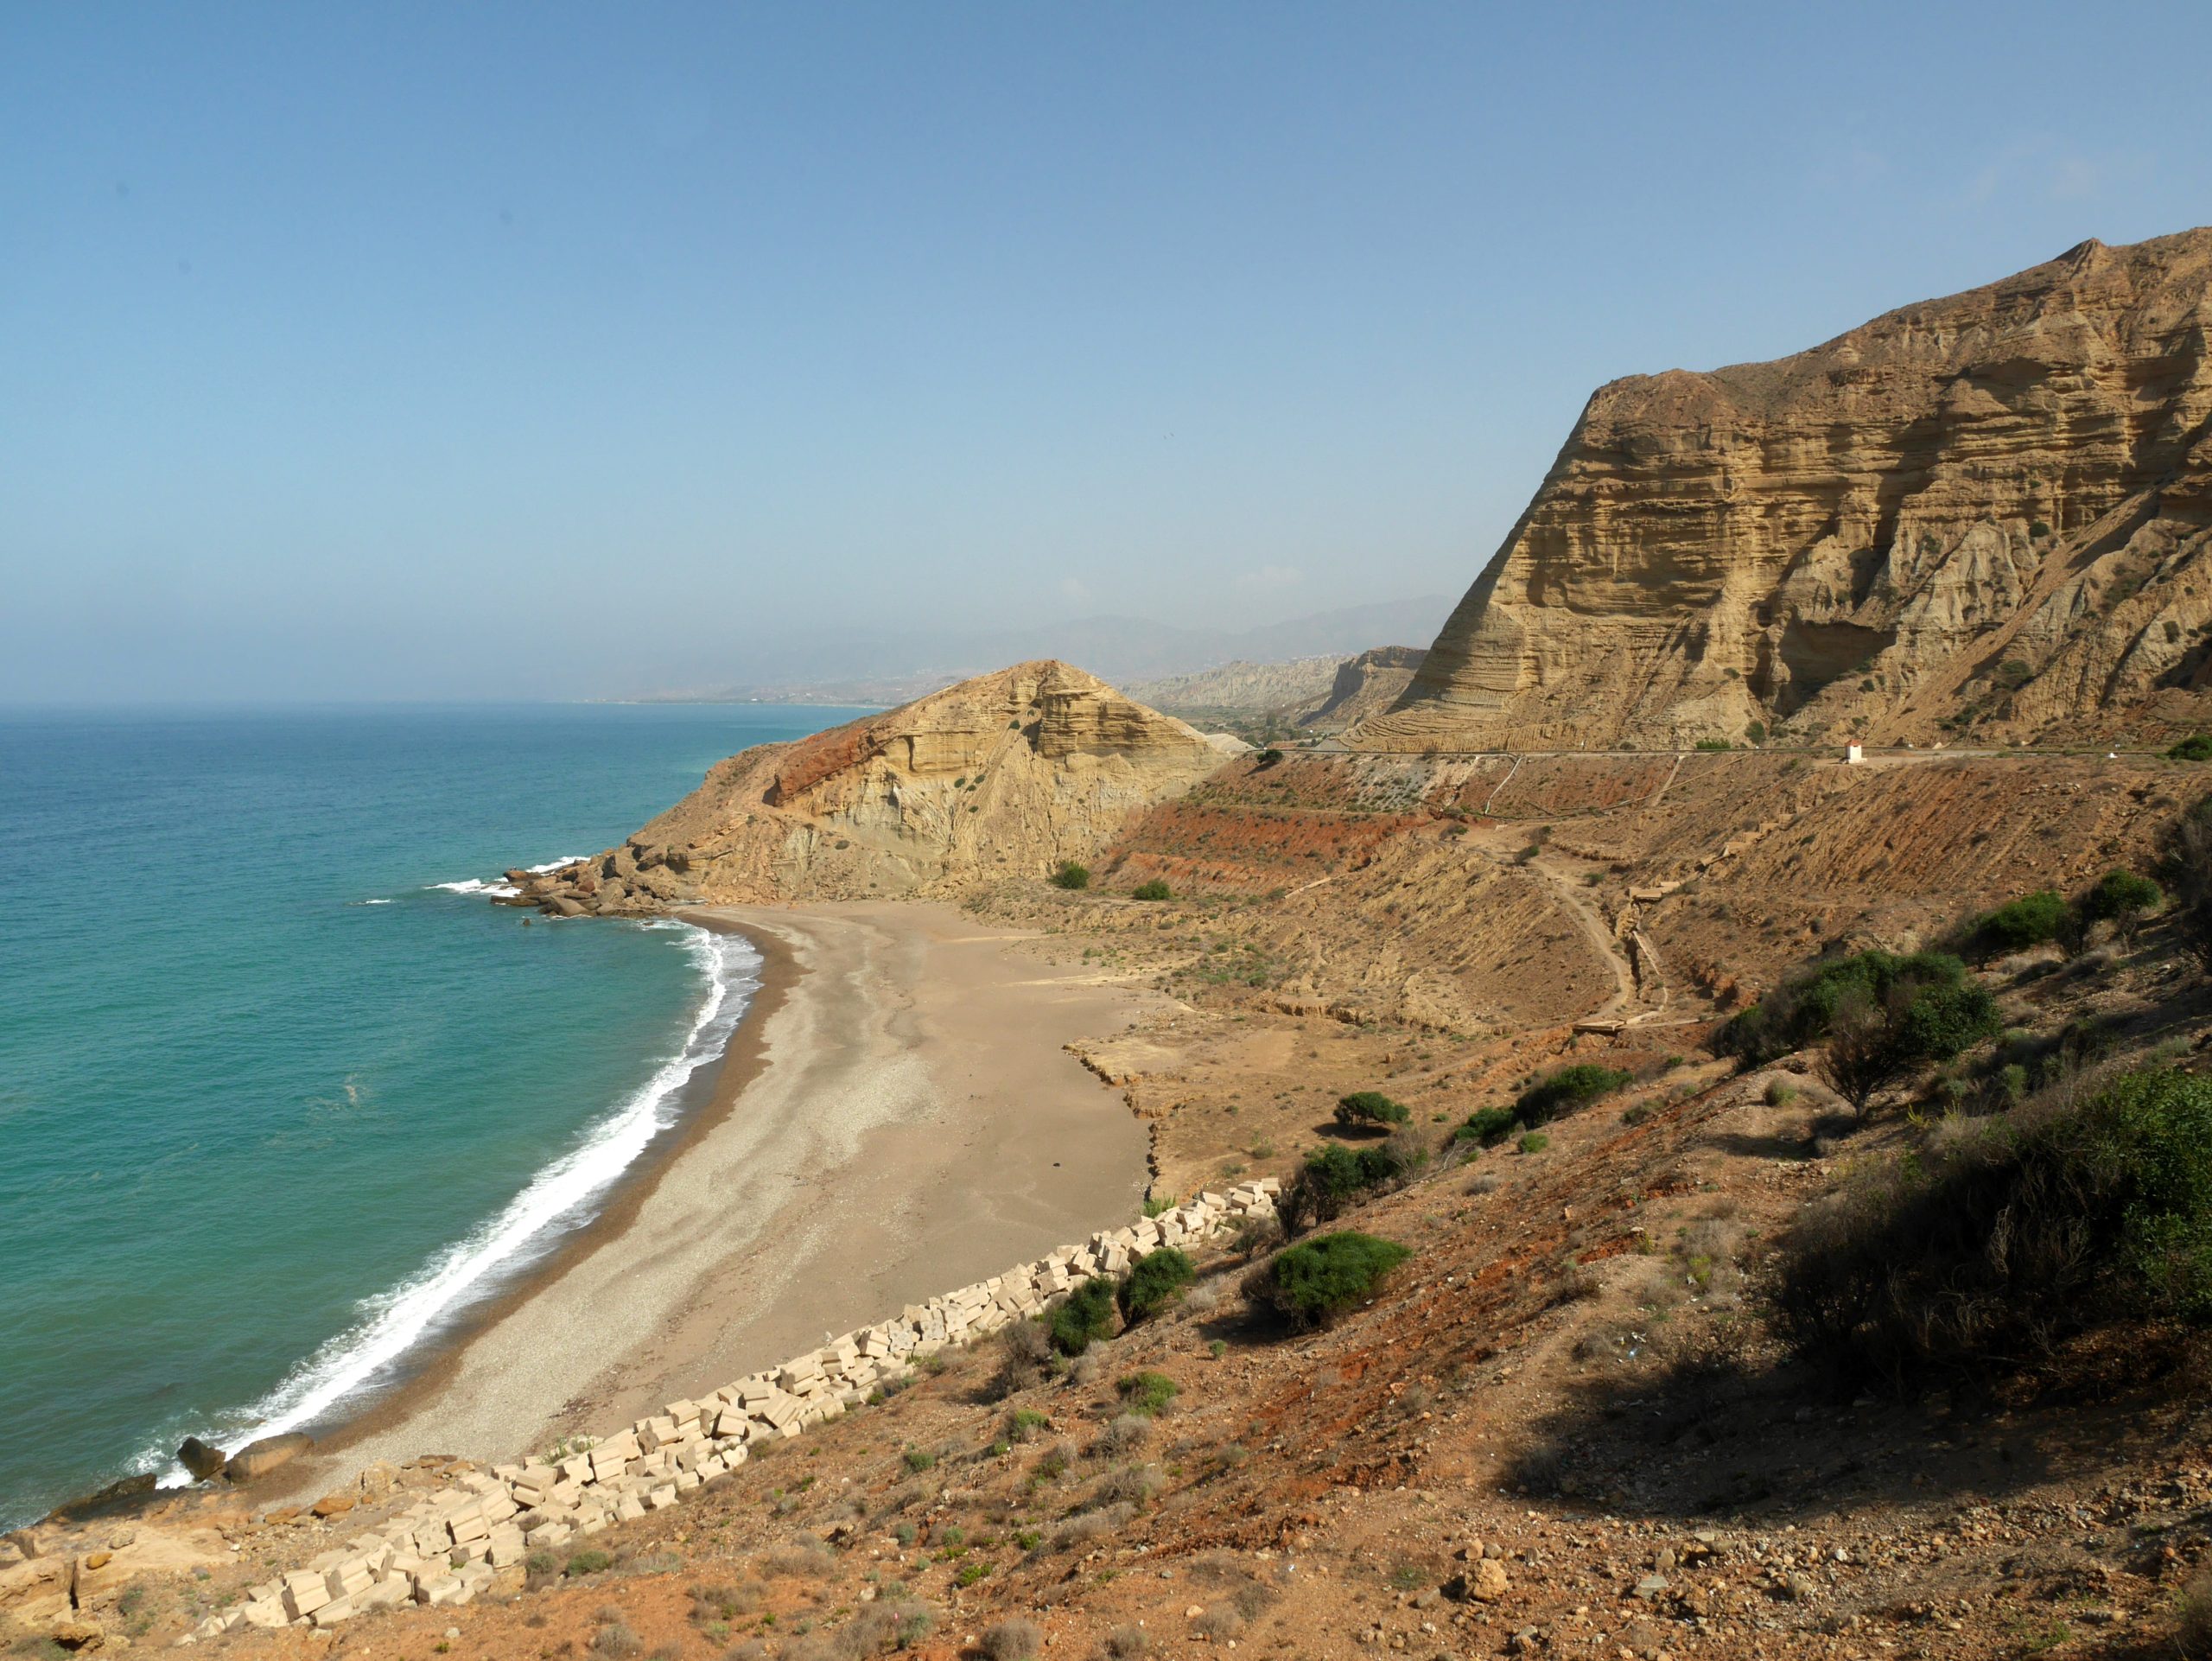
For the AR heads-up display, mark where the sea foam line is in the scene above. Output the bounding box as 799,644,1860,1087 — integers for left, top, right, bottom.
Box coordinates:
429,856,587,901
157,921,761,1483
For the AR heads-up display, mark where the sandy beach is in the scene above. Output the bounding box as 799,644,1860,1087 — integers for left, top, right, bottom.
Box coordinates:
277,901,1155,1499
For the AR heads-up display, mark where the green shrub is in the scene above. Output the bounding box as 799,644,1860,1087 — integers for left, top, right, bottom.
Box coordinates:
1694,738,1732,752
2170,735,2212,762
1047,1277,1119,1355
902,1447,936,1473
1255,748,1284,767
1283,1142,1413,1228
1257,1231,1411,1328
1718,949,1985,1067
1778,1068,2212,1383
1517,1131,1549,1154
1131,879,1173,901
1824,979,2000,1114
1451,1106,1518,1147
1961,889,2070,960
1118,1248,1195,1324
1051,862,1091,891
1993,659,2033,690
1514,1065,1634,1124
2080,868,2160,931
1333,1090,1410,1128
1115,1371,1180,1416
1745,721,1766,745
565,1550,615,1576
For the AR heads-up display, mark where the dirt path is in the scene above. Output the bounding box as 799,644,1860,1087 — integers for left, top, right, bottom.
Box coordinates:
1467,825,1643,1021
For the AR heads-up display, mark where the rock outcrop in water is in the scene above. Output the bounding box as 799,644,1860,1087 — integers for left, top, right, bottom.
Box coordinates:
1358,227,2212,750
517,662,1235,912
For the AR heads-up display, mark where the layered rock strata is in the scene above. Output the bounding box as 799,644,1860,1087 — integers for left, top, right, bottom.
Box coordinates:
515,661,1234,913
1358,227,2212,750
172,1182,1278,1643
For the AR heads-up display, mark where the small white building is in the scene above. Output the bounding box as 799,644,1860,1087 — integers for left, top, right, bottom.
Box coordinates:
1845,741,1865,765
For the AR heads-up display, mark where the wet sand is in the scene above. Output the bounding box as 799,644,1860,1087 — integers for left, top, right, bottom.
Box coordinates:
276,901,1154,1498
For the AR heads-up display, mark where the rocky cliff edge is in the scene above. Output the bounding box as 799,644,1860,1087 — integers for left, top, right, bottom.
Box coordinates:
513,662,1237,912
1357,227,2212,751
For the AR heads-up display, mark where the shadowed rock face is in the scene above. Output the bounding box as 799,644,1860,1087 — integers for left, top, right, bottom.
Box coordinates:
1358,228,2212,751
1299,646,1427,731
516,662,1233,911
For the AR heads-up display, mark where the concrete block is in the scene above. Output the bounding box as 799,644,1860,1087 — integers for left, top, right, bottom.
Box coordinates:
647,1485,677,1510
310,1594,356,1628
524,1521,573,1550
615,1496,645,1522
239,1598,289,1630
485,1524,527,1568
280,1569,331,1620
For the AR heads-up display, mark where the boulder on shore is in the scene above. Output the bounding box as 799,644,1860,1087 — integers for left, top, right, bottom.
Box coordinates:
177,1437,227,1481
224,1433,313,1484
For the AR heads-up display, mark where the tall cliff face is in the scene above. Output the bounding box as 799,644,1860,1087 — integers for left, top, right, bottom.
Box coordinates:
517,662,1236,913
1357,229,2212,751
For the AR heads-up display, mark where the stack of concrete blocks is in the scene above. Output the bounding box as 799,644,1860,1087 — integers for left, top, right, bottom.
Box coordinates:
182,1181,1278,1643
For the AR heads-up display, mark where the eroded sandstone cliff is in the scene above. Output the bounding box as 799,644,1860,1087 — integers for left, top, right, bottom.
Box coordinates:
1298,644,1427,730
1358,228,2212,750
515,662,1234,912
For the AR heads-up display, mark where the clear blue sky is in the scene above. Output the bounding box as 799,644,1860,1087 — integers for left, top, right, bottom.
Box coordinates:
4,2,2209,701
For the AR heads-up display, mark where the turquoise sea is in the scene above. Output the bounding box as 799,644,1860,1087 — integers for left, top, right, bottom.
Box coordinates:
0,703,857,1528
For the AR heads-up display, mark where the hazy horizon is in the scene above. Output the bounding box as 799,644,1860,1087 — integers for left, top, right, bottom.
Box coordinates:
5,3,2210,703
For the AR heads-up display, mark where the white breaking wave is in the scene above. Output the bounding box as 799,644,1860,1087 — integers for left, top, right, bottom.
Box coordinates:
359,899,394,907
429,857,588,901
155,922,761,1485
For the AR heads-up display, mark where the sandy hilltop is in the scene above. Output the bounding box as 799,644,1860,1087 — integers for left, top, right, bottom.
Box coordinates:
19,232,2212,1661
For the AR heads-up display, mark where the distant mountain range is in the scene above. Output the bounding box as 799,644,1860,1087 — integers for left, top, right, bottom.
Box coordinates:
621,595,1454,707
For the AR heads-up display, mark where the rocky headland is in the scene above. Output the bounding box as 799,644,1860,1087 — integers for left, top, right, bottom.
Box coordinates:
512,661,1236,915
